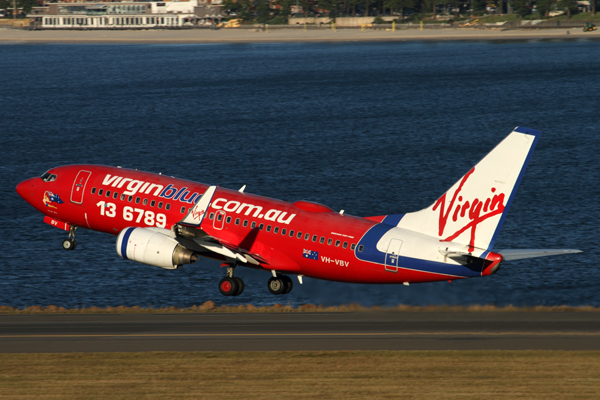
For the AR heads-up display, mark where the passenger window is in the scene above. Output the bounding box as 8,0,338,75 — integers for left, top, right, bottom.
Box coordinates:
266,225,271,232
235,218,240,225
166,203,171,210
343,242,348,249
251,222,256,228
91,187,96,194
106,190,111,197
151,200,155,207
335,240,340,247
143,199,148,205
113,192,118,199
181,206,186,214
351,244,356,250
243,220,248,227
281,228,286,235
135,197,141,204
312,235,317,242
226,216,231,224
121,194,126,201
304,233,309,240
158,202,163,209
289,230,294,237
274,227,279,234
320,237,325,244
297,232,302,239
327,238,333,245
98,189,104,196
358,245,364,252
259,223,264,230
128,196,133,202
217,214,223,221
209,213,214,220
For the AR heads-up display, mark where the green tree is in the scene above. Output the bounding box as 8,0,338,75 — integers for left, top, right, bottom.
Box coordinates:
222,0,254,21
256,0,270,23
346,0,362,15
471,0,486,14
422,0,436,19
536,0,554,17
0,0,38,15
558,0,576,17
384,0,415,18
512,0,530,16
364,0,372,16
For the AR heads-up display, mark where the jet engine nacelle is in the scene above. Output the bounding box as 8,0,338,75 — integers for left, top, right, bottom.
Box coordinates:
116,227,196,270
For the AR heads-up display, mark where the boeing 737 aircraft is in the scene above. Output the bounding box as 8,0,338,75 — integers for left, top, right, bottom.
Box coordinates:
16,127,581,296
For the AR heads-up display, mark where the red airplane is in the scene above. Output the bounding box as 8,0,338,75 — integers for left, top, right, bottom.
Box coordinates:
16,127,581,297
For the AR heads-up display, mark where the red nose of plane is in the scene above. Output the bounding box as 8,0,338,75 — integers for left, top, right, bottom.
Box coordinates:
16,178,37,201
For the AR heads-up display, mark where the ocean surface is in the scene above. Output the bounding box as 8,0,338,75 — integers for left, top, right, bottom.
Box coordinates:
0,40,598,308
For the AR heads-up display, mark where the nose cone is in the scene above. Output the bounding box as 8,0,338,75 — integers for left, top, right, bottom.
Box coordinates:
16,178,37,201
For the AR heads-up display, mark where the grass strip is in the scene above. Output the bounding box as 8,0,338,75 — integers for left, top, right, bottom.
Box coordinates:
1,303,600,314
0,351,599,399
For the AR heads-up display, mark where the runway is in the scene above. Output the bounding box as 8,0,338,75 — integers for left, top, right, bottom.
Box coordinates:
1,311,599,353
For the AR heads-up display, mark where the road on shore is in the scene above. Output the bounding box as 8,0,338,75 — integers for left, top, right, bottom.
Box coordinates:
1,311,599,353
1,28,600,44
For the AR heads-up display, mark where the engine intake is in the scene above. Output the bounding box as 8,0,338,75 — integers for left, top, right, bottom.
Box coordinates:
116,227,196,269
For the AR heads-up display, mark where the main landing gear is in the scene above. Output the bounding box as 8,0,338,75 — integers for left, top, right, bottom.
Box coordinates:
62,226,77,251
268,275,293,295
217,267,295,297
219,266,245,297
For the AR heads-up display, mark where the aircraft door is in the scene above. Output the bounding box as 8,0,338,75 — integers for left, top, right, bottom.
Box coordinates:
70,170,91,204
384,239,403,272
213,210,226,230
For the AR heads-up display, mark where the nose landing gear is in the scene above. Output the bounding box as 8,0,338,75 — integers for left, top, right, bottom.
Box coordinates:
62,226,77,250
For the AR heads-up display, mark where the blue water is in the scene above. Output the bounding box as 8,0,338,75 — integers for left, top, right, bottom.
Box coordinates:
0,40,598,308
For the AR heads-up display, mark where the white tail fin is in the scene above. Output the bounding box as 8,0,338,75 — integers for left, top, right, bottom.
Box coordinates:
397,127,540,253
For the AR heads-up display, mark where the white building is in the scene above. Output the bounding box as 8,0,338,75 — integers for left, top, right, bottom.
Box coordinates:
28,0,223,29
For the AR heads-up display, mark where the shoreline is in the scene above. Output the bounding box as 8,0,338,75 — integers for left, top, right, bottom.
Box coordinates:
2,27,600,44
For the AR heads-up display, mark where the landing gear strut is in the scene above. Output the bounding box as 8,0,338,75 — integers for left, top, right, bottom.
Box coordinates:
62,226,77,251
268,275,293,295
219,266,244,297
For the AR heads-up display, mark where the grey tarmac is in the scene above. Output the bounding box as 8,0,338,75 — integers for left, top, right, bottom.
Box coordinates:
1,311,599,353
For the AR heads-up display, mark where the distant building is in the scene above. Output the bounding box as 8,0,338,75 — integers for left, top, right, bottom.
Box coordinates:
28,0,223,29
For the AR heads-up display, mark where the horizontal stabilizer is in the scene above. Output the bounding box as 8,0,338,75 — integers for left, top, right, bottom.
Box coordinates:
498,249,582,261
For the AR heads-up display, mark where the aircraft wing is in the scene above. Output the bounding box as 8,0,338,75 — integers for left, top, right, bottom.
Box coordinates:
174,186,274,267
497,249,582,261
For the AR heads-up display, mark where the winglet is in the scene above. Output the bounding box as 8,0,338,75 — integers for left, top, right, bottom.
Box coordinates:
179,186,217,227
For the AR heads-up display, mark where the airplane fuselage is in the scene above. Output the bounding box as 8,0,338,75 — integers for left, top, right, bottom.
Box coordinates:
17,164,497,287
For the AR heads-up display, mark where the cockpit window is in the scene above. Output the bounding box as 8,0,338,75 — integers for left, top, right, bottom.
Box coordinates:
41,172,57,182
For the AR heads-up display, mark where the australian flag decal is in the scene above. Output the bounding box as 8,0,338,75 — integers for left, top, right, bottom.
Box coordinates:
303,249,319,260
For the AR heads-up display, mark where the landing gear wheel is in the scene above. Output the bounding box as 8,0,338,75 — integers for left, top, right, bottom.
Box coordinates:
63,225,78,250
282,275,293,294
219,277,239,296
62,239,77,251
233,277,245,296
268,277,286,295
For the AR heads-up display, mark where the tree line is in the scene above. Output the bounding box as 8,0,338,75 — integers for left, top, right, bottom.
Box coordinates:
222,0,597,22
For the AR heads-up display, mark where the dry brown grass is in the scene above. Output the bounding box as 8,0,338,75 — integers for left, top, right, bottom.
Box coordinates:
1,302,600,314
0,351,599,399
0,300,600,314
